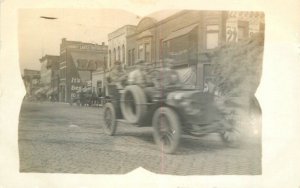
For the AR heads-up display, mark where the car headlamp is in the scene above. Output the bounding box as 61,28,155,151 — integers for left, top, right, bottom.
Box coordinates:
180,99,200,115
174,93,183,100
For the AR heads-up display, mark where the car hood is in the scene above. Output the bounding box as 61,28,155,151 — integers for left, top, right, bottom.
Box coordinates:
167,90,202,100
167,90,221,124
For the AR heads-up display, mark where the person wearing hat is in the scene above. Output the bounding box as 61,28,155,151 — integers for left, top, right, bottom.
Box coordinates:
127,59,147,86
108,61,123,82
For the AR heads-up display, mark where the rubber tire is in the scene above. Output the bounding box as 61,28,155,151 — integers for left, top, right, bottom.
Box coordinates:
103,102,117,136
152,107,181,154
120,85,147,125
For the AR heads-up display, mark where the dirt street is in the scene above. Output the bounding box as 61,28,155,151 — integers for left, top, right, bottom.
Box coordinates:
18,102,261,175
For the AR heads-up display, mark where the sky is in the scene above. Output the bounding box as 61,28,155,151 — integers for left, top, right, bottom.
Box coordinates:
18,9,142,73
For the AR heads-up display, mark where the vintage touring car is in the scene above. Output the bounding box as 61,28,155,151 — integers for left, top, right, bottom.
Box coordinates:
102,66,248,154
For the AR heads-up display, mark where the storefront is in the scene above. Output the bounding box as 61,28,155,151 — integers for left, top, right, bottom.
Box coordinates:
125,10,264,90
59,38,108,103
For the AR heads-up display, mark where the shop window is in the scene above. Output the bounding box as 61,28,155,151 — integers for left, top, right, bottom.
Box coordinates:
206,25,219,50
163,29,197,66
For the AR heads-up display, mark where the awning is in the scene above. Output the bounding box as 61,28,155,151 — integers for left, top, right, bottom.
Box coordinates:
163,24,198,42
46,87,58,95
78,70,91,83
34,86,50,95
70,52,104,71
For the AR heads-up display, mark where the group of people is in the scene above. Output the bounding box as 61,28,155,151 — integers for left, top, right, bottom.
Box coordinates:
106,60,150,87
106,59,179,89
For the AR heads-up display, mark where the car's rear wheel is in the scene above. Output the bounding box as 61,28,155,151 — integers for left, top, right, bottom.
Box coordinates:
103,102,117,136
152,107,181,154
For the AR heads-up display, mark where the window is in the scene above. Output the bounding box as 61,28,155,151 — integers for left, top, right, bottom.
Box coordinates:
117,46,120,61
206,33,219,49
113,48,116,63
122,45,125,64
238,27,245,41
103,56,107,70
59,68,66,78
159,39,164,59
206,25,219,50
132,49,135,64
108,50,111,68
144,43,151,63
128,50,131,66
237,21,249,41
138,44,143,60
97,81,102,96
203,64,214,81
163,32,197,65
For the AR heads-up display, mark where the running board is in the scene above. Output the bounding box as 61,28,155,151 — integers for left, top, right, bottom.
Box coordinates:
117,119,139,126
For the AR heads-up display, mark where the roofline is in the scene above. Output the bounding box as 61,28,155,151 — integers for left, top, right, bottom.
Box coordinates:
61,38,107,46
39,54,60,62
23,68,40,72
127,10,188,38
108,24,137,39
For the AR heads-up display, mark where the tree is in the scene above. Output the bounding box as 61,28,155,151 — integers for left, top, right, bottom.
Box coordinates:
210,33,264,142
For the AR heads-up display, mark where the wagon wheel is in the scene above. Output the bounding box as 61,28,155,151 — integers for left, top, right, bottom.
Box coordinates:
103,102,117,136
152,107,181,154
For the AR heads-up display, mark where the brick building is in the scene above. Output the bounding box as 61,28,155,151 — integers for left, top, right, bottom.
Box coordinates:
126,10,264,89
107,25,136,69
22,69,40,97
39,55,60,99
58,38,108,103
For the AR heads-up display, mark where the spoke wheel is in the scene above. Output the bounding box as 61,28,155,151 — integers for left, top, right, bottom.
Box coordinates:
103,103,117,136
153,107,181,154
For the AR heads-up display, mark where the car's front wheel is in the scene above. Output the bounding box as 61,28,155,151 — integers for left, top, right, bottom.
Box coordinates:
152,107,181,154
103,102,117,136
220,117,241,147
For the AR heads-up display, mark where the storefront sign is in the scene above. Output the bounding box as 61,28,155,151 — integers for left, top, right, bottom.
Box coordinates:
249,21,261,37
71,77,81,99
71,77,81,83
226,18,238,42
77,59,102,70
79,45,104,51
